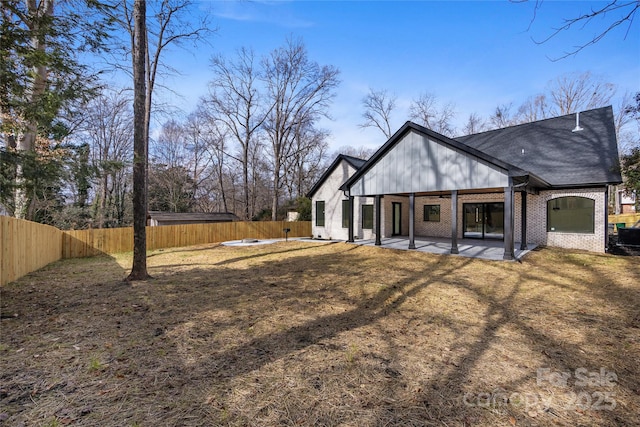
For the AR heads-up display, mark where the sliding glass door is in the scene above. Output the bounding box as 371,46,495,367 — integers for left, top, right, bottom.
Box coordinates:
463,203,504,239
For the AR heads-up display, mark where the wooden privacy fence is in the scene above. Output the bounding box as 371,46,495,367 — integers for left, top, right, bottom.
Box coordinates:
1,216,63,286
609,213,640,228
1,217,311,286
63,221,311,258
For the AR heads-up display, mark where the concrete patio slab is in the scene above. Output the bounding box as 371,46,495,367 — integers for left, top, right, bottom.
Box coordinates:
350,236,537,261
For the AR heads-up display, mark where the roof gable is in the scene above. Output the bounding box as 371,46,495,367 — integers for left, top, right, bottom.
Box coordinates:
307,154,366,198
342,122,537,195
457,106,622,186
345,127,516,196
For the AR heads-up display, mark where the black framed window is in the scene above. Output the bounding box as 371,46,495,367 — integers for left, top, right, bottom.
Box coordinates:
547,196,594,233
342,199,350,228
362,204,373,229
423,204,440,222
316,201,325,227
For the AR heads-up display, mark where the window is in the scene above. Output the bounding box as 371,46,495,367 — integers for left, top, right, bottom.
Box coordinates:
423,204,441,222
547,196,595,233
362,204,374,229
342,200,350,228
316,201,325,227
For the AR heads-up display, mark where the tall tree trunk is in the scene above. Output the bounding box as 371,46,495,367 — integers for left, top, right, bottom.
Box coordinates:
127,0,149,281
14,0,54,219
98,175,108,228
271,154,281,221
242,138,250,220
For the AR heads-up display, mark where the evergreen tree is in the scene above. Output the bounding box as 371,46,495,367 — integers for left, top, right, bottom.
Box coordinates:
0,0,111,219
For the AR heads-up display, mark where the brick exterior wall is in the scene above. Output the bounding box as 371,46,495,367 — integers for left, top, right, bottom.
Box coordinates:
315,160,608,252
372,188,607,253
382,195,409,238
415,196,450,237
522,188,607,253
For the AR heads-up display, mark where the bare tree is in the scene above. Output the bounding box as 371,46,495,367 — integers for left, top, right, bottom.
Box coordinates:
205,48,268,220
359,88,396,139
489,103,519,129
547,71,616,115
262,37,340,221
615,91,640,153
283,123,330,200
103,0,210,280
516,94,549,123
522,0,639,59
148,119,193,212
81,90,133,228
489,72,619,131
409,92,457,137
152,119,188,168
201,112,233,213
148,164,194,212
183,111,216,210
127,0,149,281
461,113,488,136
109,0,211,150
333,145,377,160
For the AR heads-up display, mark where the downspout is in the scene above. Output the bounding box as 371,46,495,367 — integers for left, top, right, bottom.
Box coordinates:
344,189,354,243
604,186,609,252
503,177,515,260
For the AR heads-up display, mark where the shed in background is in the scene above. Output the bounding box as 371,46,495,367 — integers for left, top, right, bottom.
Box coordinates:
147,211,239,226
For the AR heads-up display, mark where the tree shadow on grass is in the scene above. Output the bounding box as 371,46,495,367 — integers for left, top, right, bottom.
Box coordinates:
2,243,639,426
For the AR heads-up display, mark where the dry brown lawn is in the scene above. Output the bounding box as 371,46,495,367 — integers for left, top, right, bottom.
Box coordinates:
1,241,639,426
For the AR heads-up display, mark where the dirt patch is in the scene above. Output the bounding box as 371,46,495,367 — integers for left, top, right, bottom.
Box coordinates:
1,242,639,426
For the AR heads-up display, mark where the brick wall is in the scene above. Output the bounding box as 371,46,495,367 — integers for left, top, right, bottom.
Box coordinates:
387,189,606,252
522,188,606,253
320,181,607,252
415,196,451,237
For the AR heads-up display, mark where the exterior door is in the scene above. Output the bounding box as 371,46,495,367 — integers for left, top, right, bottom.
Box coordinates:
463,203,504,239
392,202,401,235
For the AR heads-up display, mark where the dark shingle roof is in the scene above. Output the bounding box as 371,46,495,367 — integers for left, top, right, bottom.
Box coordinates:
306,154,367,198
457,106,622,186
341,154,367,170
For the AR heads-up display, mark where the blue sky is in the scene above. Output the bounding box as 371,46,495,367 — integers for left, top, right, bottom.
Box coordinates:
155,0,640,151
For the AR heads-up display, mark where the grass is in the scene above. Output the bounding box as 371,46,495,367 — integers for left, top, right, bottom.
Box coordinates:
1,241,639,426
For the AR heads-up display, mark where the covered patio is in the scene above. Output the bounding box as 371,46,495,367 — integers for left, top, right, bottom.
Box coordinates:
351,236,538,261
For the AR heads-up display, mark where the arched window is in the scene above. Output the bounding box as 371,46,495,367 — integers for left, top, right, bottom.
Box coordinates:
547,196,595,233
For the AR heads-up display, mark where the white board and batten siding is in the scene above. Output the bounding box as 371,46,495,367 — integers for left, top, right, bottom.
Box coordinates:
312,159,357,241
350,130,509,196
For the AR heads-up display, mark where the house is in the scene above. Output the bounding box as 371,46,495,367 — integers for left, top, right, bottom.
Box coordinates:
307,154,368,240
614,190,637,214
147,211,239,226
309,106,622,258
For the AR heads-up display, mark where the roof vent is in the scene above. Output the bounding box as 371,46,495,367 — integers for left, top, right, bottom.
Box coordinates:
572,111,583,132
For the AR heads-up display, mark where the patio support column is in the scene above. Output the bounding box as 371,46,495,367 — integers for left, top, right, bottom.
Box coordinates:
347,195,355,242
375,195,382,246
520,191,528,250
451,190,459,254
408,193,416,249
504,184,515,260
